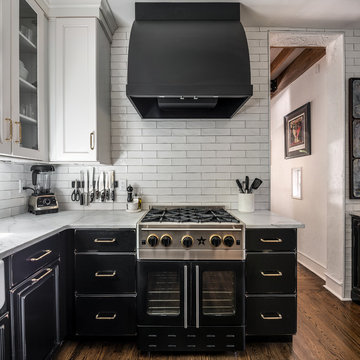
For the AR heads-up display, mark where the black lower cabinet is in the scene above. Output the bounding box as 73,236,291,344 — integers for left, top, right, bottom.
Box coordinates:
75,296,136,336
11,261,60,360
351,216,360,302
246,296,297,335
0,312,10,360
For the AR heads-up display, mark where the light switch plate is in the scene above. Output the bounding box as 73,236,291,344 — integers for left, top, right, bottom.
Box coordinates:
118,179,127,192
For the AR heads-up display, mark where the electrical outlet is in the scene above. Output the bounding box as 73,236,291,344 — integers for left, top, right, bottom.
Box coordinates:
18,180,23,193
119,179,127,192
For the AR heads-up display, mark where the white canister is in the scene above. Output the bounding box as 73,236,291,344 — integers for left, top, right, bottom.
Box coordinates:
238,193,255,212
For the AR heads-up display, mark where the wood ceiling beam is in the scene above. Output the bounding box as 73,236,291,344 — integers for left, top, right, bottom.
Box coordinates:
270,47,296,76
271,47,326,98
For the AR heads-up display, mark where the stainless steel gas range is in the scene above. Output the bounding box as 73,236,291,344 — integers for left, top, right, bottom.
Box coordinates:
136,207,246,352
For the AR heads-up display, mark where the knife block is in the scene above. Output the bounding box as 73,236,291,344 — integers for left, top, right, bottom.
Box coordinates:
238,193,254,212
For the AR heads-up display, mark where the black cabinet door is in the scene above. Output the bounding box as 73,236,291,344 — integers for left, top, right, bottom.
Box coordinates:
194,261,245,327
11,262,59,360
0,312,10,360
137,261,188,327
246,253,296,294
352,217,360,301
246,229,297,252
75,253,136,294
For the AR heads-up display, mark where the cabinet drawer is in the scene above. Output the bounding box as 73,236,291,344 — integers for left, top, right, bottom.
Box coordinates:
75,254,136,294
246,296,296,335
75,296,136,336
246,229,296,252
10,234,60,286
246,254,296,294
75,229,136,252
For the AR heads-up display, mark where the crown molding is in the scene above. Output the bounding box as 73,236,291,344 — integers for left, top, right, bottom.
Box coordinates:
35,0,117,37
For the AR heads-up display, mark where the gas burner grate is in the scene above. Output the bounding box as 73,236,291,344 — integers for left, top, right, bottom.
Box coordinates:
141,207,240,223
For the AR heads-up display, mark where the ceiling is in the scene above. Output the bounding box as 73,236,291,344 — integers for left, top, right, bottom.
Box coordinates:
108,0,360,29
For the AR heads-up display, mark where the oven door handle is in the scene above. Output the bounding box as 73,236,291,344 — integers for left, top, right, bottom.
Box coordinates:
184,265,188,329
196,265,200,329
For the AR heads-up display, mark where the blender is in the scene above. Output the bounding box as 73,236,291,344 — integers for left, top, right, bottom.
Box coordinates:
25,165,59,214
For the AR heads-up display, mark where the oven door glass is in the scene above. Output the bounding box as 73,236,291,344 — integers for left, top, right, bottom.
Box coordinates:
196,261,245,326
137,261,187,326
147,271,180,316
202,270,235,316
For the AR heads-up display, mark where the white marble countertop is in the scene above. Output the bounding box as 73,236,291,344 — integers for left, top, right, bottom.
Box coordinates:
0,209,303,259
230,210,304,229
0,210,146,259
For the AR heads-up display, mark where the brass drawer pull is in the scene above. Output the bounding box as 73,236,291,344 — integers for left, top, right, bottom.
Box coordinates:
260,238,283,243
95,313,117,320
5,118,12,141
94,238,116,243
29,249,52,262
32,268,52,283
95,270,116,277
261,312,282,320
261,271,283,277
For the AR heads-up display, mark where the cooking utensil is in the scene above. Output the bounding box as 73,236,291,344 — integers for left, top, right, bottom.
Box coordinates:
100,172,105,202
110,171,115,201
84,170,89,206
245,176,249,193
89,167,95,203
235,179,244,193
96,174,100,200
250,178,263,193
105,172,110,201
242,181,246,194
71,179,80,202
79,171,84,205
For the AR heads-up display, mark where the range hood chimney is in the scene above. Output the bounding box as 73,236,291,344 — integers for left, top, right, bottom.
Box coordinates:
126,2,253,119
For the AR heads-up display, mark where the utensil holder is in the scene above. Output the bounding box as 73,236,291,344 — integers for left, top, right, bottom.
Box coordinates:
238,193,255,212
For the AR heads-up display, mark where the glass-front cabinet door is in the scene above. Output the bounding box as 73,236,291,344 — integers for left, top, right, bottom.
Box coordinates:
137,261,187,327
11,0,46,160
196,261,245,327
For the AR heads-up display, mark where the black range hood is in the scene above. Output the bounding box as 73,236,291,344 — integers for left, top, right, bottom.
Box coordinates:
126,2,253,119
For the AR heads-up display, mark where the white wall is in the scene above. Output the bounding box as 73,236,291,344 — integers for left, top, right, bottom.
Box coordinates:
271,34,345,294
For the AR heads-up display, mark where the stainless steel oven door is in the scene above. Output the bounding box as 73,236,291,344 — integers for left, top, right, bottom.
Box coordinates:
137,261,189,327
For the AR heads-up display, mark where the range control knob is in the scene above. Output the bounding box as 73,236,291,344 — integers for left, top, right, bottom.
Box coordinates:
223,235,235,247
160,234,172,247
210,234,222,247
146,234,159,247
181,235,194,248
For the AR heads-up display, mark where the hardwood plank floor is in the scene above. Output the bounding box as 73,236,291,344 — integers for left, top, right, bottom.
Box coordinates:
54,264,360,360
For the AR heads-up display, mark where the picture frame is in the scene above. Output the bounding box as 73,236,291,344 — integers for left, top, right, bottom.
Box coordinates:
284,102,311,159
349,78,360,198
291,167,302,200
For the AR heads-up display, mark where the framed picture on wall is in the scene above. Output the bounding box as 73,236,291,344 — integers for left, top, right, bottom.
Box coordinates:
349,78,360,198
284,102,311,159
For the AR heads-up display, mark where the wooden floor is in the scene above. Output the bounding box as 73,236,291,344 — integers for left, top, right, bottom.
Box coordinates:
54,264,360,360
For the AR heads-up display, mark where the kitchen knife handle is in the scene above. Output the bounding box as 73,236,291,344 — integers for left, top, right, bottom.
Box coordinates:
260,312,282,320
184,265,188,329
261,271,283,277
260,238,283,243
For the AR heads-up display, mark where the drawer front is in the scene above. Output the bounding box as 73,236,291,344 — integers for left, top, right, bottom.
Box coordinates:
246,229,296,252
246,254,296,294
246,296,297,335
75,229,136,252
75,254,136,294
11,234,60,286
75,296,136,336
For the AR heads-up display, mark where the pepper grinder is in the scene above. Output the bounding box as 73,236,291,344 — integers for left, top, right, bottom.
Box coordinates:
127,184,133,203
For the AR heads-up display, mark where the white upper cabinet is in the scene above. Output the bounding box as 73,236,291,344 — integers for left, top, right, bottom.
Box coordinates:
49,17,111,164
0,0,48,161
